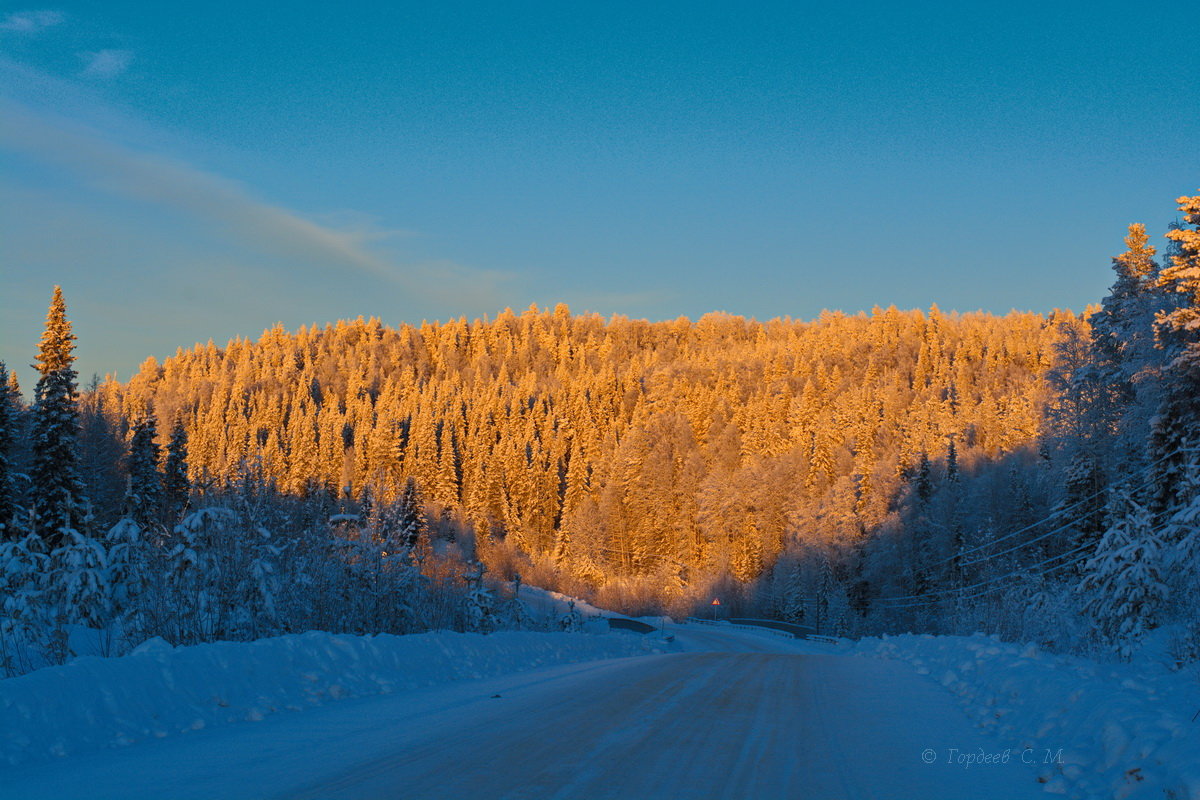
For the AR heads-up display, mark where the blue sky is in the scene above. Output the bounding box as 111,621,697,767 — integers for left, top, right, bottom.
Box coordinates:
2,1,1197,386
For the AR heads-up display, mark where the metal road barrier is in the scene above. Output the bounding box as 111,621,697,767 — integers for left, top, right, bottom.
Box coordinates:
606,617,659,634
684,617,797,640
728,618,816,638
685,617,846,644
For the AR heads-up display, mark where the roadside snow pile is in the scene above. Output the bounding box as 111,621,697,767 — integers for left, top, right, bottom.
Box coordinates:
0,629,667,768
518,585,612,619
846,633,1200,800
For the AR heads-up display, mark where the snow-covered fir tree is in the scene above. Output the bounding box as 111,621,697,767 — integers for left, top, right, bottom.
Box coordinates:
164,507,233,644
395,477,427,550
1059,453,1107,560
815,554,835,634
0,362,17,539
1079,489,1167,660
1149,194,1200,523
1158,459,1200,600
462,560,496,634
1087,224,1163,445
103,516,152,639
22,289,113,656
1156,194,1200,374
777,557,808,625
29,287,88,547
124,412,162,528
162,416,190,525
47,527,109,633
825,578,851,638
0,531,50,675
505,571,534,629
1147,399,1200,524
559,599,583,633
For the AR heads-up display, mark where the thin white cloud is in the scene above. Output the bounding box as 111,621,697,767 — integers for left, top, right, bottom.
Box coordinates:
0,99,395,276
0,96,512,305
80,49,133,79
0,9,64,33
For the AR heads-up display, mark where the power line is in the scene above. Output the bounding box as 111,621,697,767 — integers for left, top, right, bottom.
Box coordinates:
876,472,1198,611
956,466,1165,568
871,446,1195,608
918,447,1180,574
875,538,1095,611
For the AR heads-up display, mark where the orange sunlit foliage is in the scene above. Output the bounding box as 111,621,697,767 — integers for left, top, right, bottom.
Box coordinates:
99,305,1082,596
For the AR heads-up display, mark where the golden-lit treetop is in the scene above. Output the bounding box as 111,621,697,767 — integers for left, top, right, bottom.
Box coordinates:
104,306,1074,588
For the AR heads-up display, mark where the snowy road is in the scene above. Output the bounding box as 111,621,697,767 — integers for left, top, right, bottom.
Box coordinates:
3,625,1047,799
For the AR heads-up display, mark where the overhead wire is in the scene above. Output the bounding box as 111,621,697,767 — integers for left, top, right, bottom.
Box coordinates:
918,446,1179,573
874,538,1096,611
869,446,1193,609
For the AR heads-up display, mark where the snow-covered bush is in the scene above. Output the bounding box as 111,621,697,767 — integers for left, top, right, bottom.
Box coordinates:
0,533,50,676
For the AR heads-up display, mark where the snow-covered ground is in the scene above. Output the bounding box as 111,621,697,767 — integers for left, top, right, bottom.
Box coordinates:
0,622,1028,800
3,617,1198,799
844,632,1200,800
0,629,668,770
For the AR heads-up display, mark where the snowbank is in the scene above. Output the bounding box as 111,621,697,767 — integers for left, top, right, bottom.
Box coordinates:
517,584,613,619
0,629,667,768
517,585,671,631
846,633,1200,800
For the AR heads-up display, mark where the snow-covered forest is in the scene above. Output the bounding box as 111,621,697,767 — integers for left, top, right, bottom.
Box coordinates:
0,291,535,676
2,192,1199,676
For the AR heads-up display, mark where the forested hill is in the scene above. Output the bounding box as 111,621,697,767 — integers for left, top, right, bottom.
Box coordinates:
97,305,1081,600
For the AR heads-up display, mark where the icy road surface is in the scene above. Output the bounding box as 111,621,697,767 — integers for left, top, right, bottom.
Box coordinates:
3,625,1046,799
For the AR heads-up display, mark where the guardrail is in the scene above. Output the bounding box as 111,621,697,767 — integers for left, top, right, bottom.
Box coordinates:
728,618,815,638
806,634,841,645
684,617,798,640
685,617,844,643
606,617,658,634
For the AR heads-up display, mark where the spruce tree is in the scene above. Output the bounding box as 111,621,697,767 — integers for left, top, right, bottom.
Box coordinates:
77,381,128,524
0,362,15,539
1093,224,1158,379
162,417,190,524
778,557,808,625
815,554,835,634
1087,224,1167,457
1150,195,1200,520
125,412,162,527
396,476,427,550
1157,194,1200,375
1079,489,1167,660
29,287,88,547
1159,459,1200,575
1062,453,1107,561
914,451,933,504
1148,398,1200,523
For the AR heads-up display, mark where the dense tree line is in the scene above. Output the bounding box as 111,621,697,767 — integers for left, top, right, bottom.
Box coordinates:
87,297,1071,614
4,191,1197,671
0,291,536,677
832,194,1200,662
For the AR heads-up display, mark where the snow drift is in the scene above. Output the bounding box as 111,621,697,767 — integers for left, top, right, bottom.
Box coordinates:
0,629,667,768
848,633,1200,800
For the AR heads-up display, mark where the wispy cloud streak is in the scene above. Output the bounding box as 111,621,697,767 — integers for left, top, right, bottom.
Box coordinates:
0,50,517,316
80,49,133,79
0,9,63,33
0,97,507,300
